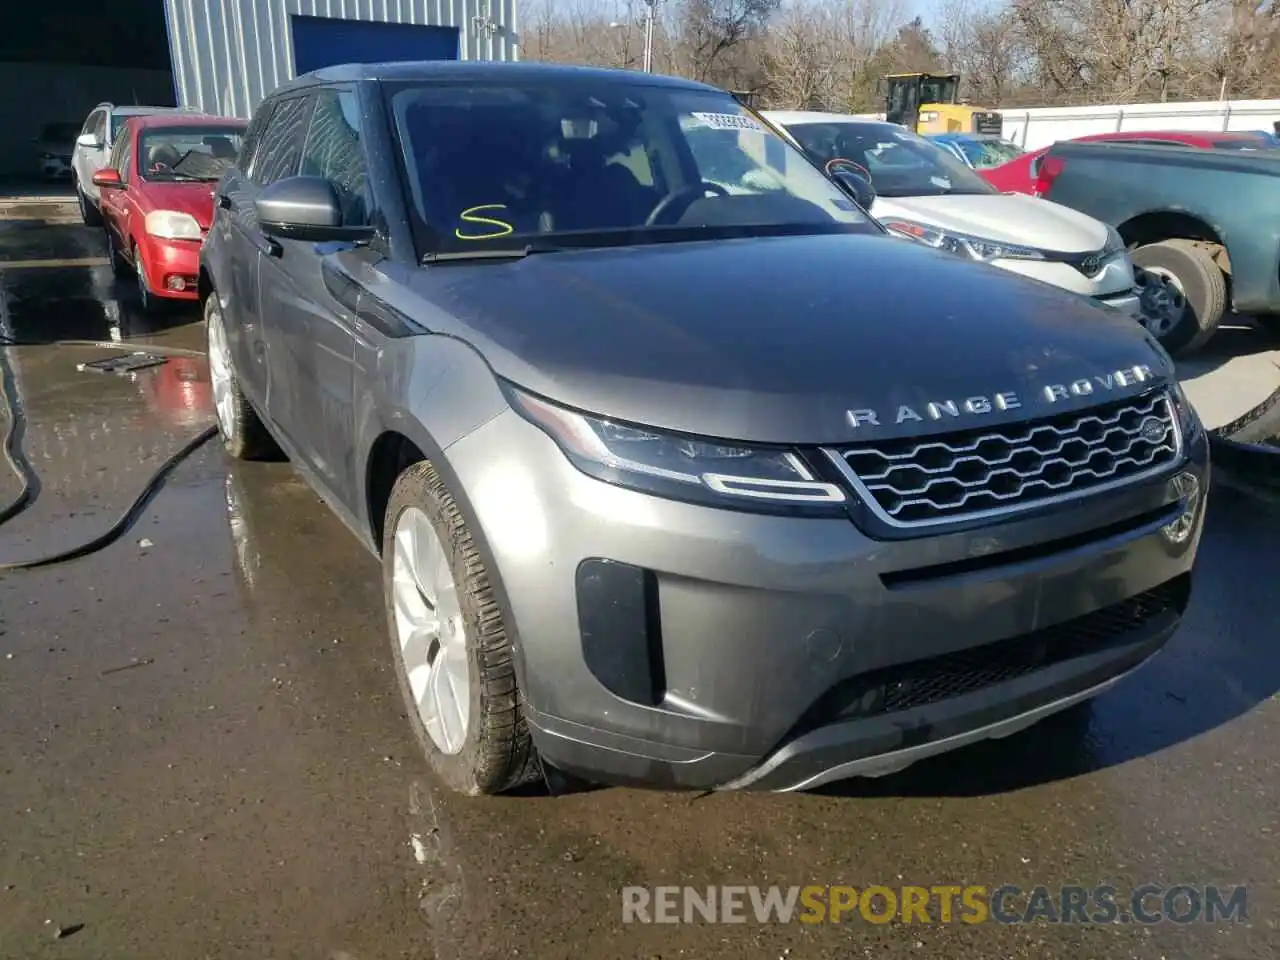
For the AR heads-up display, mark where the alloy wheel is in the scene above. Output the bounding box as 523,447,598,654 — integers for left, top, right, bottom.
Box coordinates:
206,303,237,442
1135,266,1188,339
391,505,471,756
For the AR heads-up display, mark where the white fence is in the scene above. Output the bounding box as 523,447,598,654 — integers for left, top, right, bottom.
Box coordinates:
826,99,1280,152
999,99,1280,151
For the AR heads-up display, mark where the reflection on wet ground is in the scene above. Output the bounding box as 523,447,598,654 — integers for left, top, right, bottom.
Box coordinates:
0,220,1277,959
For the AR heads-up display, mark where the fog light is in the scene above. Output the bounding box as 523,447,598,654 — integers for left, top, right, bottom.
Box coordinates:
166,276,186,291
1161,471,1202,544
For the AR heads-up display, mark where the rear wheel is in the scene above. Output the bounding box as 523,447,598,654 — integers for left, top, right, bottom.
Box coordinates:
382,459,540,796
76,179,101,226
1131,239,1227,357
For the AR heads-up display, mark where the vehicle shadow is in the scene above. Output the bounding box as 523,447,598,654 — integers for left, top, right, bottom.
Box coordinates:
814,485,1280,799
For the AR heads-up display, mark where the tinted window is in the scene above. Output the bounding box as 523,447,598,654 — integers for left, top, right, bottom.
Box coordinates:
785,121,996,198
252,96,314,185
238,101,275,174
385,79,869,253
139,125,246,182
300,89,370,225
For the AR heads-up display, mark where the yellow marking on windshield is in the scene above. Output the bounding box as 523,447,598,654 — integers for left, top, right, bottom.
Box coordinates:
456,204,514,240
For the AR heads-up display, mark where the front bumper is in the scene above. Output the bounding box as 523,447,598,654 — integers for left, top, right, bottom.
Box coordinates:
446,408,1209,792
140,236,202,300
1096,288,1141,317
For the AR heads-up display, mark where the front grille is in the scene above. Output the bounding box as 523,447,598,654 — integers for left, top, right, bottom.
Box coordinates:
831,391,1180,527
798,577,1186,728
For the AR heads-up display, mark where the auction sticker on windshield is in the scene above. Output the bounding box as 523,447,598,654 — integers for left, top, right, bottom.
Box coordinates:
690,113,764,132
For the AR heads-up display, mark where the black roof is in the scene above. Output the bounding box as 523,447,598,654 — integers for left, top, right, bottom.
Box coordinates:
272,60,721,97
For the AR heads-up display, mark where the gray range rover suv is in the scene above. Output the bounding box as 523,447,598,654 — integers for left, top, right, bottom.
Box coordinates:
200,62,1208,796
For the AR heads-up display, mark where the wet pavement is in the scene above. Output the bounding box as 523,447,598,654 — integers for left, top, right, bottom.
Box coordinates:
0,219,1277,960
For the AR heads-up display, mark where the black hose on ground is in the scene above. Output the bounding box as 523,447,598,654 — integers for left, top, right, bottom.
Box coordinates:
0,335,217,571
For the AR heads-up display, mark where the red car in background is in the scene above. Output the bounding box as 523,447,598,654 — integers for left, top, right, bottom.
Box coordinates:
92,113,246,313
984,129,1280,195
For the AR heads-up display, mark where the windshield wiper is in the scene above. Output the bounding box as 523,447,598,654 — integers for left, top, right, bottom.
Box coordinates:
421,243,558,264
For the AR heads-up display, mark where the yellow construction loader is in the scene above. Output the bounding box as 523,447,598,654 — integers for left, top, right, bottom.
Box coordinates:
882,73,1003,135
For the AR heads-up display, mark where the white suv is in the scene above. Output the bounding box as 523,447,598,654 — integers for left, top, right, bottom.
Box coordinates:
72,103,190,225
764,111,1142,317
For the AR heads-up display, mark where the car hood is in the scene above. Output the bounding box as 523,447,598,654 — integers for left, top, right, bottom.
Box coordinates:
402,233,1174,445
873,193,1109,253
139,181,218,229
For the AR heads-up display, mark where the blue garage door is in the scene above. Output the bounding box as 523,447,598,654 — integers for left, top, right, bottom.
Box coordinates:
291,15,460,76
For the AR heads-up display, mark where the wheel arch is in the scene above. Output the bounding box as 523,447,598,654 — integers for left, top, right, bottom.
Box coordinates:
363,419,533,694
1116,211,1231,275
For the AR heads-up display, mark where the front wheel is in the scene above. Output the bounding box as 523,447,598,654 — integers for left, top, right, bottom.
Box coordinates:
382,459,540,796
204,294,279,460
1131,239,1227,357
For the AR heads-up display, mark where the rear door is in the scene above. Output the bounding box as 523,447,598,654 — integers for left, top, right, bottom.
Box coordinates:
258,85,371,503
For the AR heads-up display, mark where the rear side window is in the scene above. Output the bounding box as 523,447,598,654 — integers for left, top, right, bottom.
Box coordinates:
237,101,276,174
251,95,314,186
300,88,370,225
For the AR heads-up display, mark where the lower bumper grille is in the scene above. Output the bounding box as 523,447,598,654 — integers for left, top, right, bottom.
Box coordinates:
796,577,1188,730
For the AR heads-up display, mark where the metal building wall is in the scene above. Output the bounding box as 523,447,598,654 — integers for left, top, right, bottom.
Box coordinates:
164,0,519,118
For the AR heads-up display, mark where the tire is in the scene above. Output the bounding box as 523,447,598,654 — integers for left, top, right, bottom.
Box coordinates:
1131,239,1227,357
76,180,102,227
204,294,279,460
105,228,130,279
382,459,540,796
133,242,163,315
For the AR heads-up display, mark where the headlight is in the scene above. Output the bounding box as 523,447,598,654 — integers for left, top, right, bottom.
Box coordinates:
508,388,847,512
1103,224,1125,258
919,111,939,122
881,218,1044,263
145,210,202,240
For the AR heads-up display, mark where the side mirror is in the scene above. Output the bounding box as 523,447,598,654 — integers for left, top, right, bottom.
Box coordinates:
92,168,123,189
833,171,876,211
255,176,373,243
77,132,102,149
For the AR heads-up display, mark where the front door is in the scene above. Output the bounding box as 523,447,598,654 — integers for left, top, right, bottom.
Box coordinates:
75,110,109,200
256,87,368,505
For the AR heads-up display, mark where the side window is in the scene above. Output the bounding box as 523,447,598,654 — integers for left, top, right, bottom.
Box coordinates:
299,88,370,225
94,111,108,143
80,110,98,138
251,95,314,186
238,101,276,175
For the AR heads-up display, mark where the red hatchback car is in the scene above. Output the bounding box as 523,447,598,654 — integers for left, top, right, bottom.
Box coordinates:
93,113,246,312
983,129,1280,195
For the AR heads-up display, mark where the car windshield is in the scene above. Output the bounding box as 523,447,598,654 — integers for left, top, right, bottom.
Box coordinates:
785,121,997,198
139,126,245,182
953,138,1024,169
384,80,875,255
